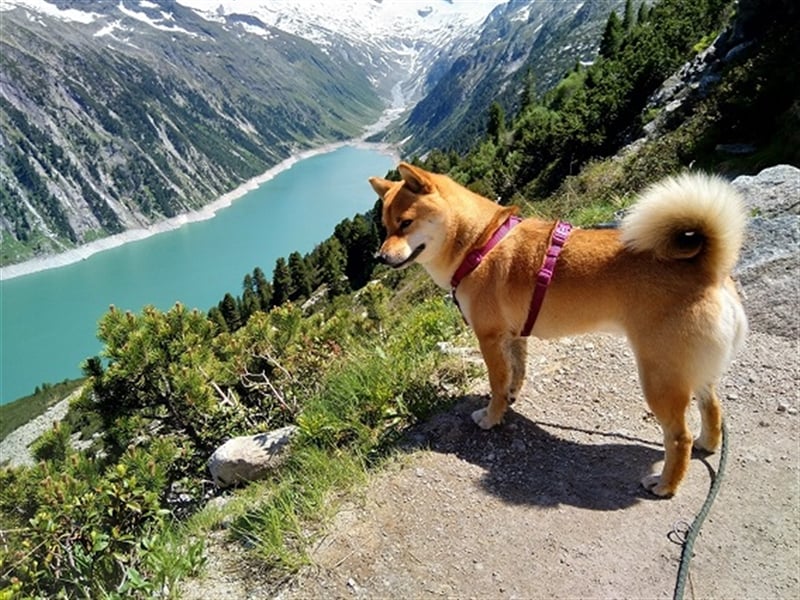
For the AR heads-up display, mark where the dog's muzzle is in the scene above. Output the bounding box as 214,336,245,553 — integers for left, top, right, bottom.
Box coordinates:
375,244,425,269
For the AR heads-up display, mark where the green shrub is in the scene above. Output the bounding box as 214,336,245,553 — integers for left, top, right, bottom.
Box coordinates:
30,422,71,463
0,437,186,598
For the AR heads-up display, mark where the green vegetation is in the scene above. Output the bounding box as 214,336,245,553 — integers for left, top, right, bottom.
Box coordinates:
209,207,383,333
406,0,797,202
0,270,470,597
426,0,734,203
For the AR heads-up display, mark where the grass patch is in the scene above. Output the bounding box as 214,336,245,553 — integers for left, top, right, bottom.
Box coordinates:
523,158,636,226
231,446,368,572
0,378,85,442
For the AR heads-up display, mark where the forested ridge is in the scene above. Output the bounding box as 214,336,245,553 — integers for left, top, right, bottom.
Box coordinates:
1,0,798,597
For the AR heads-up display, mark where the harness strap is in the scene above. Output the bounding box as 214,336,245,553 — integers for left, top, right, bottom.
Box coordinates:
451,216,522,289
520,220,572,337
450,215,521,323
449,217,572,336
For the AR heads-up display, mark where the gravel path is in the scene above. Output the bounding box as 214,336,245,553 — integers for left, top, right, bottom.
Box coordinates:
277,329,798,600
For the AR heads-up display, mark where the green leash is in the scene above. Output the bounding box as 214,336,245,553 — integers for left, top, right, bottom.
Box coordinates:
673,419,729,600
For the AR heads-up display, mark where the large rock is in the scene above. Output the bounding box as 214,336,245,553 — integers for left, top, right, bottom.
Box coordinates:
208,425,297,488
732,165,800,340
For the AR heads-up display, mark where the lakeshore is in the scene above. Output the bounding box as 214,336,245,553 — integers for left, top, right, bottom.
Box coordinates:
0,140,399,282
1,143,398,404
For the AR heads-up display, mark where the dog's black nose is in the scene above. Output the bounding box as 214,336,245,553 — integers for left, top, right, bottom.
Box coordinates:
374,251,388,264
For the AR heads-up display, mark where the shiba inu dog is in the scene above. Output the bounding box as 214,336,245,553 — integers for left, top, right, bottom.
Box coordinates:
369,162,747,497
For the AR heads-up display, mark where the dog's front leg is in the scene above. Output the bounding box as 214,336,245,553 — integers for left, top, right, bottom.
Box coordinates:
472,333,513,429
509,337,528,404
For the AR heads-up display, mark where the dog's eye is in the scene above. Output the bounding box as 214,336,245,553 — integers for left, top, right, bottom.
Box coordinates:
399,219,413,231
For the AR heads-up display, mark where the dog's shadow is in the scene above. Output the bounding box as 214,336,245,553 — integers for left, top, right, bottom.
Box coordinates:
401,394,667,511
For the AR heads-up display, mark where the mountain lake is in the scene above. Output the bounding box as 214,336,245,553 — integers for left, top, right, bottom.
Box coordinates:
0,144,395,405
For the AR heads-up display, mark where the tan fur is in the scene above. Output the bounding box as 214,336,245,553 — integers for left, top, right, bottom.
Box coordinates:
370,162,748,497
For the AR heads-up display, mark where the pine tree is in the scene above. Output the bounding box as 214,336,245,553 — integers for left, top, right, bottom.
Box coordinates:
219,293,242,331
487,102,506,145
599,11,623,58
519,68,538,109
240,274,258,317
253,267,273,308
208,306,229,332
272,257,293,306
637,1,650,24
337,214,379,290
622,0,635,31
288,251,313,300
317,237,349,296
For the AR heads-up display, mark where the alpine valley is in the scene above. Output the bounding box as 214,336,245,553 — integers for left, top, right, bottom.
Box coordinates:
0,0,626,267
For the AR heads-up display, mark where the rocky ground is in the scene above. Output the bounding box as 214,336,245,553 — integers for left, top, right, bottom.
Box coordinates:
0,394,73,467
181,166,800,599
274,330,798,600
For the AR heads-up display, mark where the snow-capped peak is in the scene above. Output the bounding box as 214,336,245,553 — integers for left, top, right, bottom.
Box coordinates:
178,0,504,53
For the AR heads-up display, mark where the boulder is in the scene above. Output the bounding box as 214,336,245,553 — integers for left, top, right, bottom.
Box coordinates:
208,425,297,488
732,165,800,340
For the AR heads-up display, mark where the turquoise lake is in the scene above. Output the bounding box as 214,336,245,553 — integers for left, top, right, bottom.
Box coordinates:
0,145,395,405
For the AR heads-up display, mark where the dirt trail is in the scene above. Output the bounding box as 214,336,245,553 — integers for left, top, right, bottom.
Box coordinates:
273,331,798,600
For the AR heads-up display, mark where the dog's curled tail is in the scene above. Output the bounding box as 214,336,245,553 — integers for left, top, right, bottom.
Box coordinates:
620,173,747,280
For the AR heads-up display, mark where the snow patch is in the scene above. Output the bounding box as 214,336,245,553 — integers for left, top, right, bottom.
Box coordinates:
118,0,198,37
0,0,100,23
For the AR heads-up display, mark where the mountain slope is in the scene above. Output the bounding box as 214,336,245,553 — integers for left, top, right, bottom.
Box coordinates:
180,0,506,102
385,0,629,155
0,0,382,265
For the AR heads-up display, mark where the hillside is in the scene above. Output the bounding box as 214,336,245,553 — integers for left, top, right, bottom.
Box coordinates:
0,0,503,268
0,0,383,265
262,166,799,600
385,0,629,156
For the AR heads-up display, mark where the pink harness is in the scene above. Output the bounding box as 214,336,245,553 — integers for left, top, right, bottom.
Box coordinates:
450,217,572,337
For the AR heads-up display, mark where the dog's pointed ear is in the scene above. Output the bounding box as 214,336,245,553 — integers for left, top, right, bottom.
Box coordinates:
369,176,393,199
398,162,433,194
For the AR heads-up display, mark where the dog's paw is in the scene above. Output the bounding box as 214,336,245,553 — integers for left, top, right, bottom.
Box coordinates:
471,408,500,430
641,474,675,498
693,435,719,454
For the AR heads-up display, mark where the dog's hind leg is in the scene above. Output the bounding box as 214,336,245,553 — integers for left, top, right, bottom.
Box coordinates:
472,333,513,429
509,337,528,405
692,282,745,453
637,364,694,497
694,384,722,453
